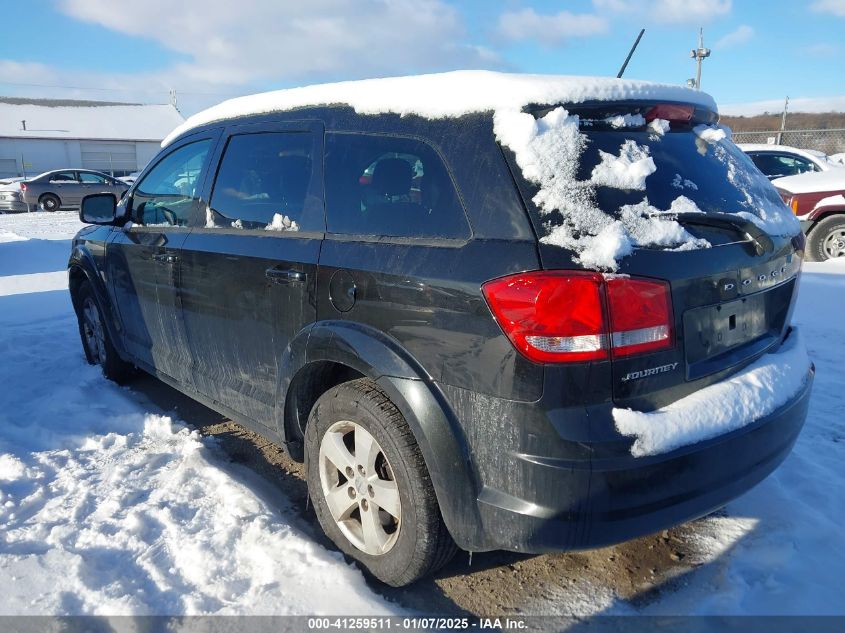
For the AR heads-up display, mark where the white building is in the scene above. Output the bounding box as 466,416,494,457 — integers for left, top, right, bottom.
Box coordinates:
0,97,185,179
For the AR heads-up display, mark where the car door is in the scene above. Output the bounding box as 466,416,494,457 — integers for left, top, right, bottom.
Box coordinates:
46,171,79,207
317,129,530,396
106,133,219,386
78,172,114,200
179,120,324,434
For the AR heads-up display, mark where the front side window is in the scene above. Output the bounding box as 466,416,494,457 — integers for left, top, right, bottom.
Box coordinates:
79,172,109,184
132,139,211,227
750,153,816,178
49,171,77,183
325,133,469,239
207,131,315,231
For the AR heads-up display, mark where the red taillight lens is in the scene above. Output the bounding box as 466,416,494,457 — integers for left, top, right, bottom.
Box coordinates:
606,277,673,357
644,104,694,124
482,272,608,363
20,183,27,192
482,271,673,364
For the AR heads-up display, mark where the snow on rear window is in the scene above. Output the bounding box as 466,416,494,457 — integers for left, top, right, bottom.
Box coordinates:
672,174,698,190
668,195,704,215
604,113,646,129
494,107,709,270
694,125,800,237
648,118,670,136
590,140,656,191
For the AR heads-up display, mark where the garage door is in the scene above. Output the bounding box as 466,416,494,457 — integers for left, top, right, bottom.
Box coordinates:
80,142,137,175
0,158,18,178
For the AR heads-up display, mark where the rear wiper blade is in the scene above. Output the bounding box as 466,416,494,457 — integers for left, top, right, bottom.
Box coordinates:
671,212,774,256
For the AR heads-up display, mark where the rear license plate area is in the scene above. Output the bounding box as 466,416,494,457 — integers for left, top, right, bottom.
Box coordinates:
683,283,792,380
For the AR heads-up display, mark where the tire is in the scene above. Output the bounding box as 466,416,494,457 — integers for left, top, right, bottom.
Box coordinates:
74,280,134,384
38,193,61,212
305,378,457,586
806,214,845,262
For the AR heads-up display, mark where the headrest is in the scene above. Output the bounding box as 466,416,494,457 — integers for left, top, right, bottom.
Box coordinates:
371,158,412,197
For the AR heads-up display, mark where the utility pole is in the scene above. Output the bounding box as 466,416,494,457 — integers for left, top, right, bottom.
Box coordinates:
169,89,178,110
778,96,789,145
688,28,711,90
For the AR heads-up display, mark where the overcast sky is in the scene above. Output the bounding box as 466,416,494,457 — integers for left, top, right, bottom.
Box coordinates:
0,0,842,116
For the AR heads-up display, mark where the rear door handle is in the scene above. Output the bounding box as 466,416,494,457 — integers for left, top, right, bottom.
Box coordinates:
265,268,307,284
153,253,179,264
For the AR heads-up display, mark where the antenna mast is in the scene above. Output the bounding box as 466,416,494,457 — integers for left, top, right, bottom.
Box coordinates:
617,29,646,79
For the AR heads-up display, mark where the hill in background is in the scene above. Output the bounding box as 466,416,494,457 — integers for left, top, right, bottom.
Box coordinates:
721,112,845,131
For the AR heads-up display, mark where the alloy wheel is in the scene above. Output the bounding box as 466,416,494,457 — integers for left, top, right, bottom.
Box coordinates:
822,228,845,259
318,420,401,555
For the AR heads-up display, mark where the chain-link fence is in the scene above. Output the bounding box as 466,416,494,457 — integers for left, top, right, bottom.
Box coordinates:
731,128,845,156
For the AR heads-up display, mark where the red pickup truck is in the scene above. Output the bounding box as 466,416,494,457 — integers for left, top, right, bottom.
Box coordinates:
774,169,845,261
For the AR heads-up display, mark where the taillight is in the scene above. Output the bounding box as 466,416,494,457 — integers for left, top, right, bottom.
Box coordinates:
605,277,673,357
482,271,673,364
481,272,608,363
20,183,27,192
790,197,800,215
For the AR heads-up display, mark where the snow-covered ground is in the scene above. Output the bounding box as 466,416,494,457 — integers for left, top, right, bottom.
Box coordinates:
0,212,399,615
615,256,845,615
0,211,843,616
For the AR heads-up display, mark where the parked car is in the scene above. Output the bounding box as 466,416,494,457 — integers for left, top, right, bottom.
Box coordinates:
68,73,813,586
0,178,30,213
737,143,843,180
20,169,128,212
829,153,845,167
773,169,845,260
118,171,142,185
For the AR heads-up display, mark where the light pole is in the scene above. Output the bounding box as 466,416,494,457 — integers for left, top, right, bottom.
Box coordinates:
688,28,711,90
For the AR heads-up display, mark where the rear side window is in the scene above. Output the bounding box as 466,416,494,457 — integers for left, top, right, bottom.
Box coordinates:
49,171,77,183
208,131,317,232
133,139,211,227
325,133,469,239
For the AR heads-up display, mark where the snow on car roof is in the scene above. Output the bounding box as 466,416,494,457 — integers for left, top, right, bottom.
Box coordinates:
162,70,717,147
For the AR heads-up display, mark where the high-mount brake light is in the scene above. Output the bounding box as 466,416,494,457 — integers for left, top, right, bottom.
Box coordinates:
482,271,673,364
644,104,694,124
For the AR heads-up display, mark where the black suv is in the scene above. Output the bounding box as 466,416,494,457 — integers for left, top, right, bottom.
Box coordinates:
69,76,814,587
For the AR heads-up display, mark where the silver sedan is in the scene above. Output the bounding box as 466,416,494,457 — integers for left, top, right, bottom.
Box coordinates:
20,169,129,212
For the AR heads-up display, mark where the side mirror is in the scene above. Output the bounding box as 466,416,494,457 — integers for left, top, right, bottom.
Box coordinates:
80,193,118,225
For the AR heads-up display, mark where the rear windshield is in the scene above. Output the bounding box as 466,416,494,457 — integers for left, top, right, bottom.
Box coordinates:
581,129,785,217
500,108,799,269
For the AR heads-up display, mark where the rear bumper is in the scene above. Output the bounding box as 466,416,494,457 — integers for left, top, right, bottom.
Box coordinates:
0,200,30,213
440,358,814,553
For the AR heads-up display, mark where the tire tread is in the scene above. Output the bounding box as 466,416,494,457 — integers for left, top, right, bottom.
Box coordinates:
306,378,457,586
